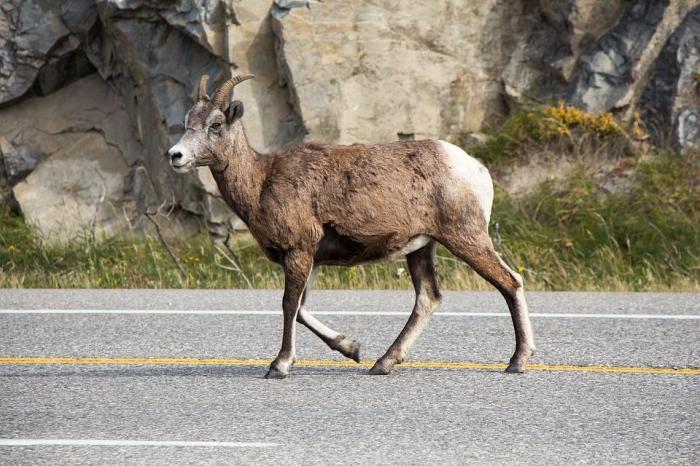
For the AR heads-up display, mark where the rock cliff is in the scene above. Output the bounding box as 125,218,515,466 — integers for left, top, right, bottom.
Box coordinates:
1,0,698,242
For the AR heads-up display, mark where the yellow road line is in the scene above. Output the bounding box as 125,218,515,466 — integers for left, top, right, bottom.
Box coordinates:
0,357,698,376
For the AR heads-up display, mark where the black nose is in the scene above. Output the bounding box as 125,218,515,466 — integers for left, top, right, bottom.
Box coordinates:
170,151,183,161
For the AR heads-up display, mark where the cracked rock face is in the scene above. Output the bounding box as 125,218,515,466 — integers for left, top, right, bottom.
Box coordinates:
566,0,670,113
504,0,699,147
0,0,698,242
0,0,302,242
271,0,699,148
272,0,528,143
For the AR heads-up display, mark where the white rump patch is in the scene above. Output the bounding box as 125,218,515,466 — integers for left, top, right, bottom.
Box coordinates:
437,140,494,223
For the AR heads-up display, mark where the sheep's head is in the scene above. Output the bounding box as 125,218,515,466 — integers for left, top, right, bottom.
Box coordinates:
167,73,254,173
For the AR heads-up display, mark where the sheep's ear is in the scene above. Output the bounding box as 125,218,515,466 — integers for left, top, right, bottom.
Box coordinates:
226,100,244,125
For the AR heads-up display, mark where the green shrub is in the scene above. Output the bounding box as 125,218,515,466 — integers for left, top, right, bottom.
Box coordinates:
463,102,638,170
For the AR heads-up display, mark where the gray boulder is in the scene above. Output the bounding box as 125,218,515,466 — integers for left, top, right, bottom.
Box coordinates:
640,5,700,151
0,0,97,105
13,131,130,242
0,74,140,241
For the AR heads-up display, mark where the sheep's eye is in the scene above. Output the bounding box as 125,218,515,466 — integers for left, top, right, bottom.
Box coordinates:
210,122,221,132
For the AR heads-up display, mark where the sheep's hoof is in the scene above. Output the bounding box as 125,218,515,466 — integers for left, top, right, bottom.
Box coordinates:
368,361,393,376
505,358,526,374
342,339,361,363
505,347,534,373
505,364,525,374
264,366,288,379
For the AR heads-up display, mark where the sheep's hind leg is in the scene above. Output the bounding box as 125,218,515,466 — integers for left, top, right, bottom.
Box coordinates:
441,231,535,373
297,308,361,362
370,242,442,375
297,269,361,362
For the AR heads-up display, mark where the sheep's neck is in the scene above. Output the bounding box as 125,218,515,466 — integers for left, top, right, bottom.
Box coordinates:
210,122,268,226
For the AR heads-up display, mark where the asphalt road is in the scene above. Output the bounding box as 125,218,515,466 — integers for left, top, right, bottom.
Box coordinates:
0,290,698,465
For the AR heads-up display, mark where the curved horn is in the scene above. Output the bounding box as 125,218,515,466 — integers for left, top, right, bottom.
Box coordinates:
212,73,255,109
198,75,210,101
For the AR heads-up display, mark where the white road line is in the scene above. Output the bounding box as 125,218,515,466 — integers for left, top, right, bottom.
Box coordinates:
0,309,698,319
0,439,277,448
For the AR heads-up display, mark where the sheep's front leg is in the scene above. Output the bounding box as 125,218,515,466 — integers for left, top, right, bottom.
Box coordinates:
265,250,313,379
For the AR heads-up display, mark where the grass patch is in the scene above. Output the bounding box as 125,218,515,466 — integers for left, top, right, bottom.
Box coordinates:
493,152,700,290
0,209,404,289
1,151,697,290
0,209,485,290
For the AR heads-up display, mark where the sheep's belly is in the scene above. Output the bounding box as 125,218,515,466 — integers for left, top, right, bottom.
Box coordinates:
315,227,431,266
386,235,431,261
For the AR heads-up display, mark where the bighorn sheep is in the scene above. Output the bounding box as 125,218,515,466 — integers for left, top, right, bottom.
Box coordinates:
167,74,535,379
